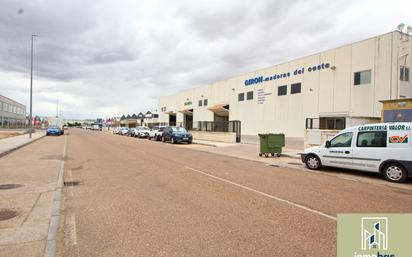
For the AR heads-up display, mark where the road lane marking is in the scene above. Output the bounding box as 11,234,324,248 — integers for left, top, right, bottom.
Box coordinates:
65,213,78,247
44,134,68,257
68,169,74,197
184,166,337,221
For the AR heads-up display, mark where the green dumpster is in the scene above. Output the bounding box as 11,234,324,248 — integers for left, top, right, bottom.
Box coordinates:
258,133,285,157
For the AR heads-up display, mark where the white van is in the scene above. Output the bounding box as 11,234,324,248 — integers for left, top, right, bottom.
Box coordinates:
301,122,412,183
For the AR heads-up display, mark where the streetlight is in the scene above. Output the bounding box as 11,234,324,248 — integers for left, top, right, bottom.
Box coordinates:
29,34,38,138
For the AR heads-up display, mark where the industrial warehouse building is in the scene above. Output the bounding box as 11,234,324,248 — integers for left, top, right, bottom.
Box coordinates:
158,31,412,139
0,95,26,128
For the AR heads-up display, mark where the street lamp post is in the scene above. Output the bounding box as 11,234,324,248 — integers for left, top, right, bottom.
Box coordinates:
29,34,38,138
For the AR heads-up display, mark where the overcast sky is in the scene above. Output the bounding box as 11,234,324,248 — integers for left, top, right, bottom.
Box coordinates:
0,0,411,119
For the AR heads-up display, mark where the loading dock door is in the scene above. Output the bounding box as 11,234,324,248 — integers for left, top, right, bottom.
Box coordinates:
179,109,193,130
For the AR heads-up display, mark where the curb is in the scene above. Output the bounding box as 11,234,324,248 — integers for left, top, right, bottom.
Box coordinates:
281,153,301,160
43,134,67,257
0,133,46,158
192,141,217,147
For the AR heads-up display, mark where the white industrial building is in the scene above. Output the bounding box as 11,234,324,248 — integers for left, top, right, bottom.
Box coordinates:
158,31,412,139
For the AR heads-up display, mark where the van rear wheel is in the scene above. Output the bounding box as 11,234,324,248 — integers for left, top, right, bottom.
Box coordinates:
305,155,321,170
383,163,407,183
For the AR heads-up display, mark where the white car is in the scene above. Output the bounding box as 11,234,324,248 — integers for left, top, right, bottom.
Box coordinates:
92,124,102,131
113,127,121,134
120,127,129,136
135,126,151,138
148,126,166,141
301,122,412,183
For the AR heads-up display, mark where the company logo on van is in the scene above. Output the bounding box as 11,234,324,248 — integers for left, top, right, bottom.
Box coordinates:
389,135,408,143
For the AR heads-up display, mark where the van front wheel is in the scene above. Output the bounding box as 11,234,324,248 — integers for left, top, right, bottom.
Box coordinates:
383,163,407,183
305,155,321,170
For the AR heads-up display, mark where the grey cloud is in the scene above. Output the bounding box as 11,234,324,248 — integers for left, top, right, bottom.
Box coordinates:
0,0,410,119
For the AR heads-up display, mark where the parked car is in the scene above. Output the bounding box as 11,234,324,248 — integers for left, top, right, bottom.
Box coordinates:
92,124,102,131
120,127,129,136
128,128,137,137
301,122,412,183
162,126,192,144
148,126,166,141
113,127,120,134
135,126,151,138
46,126,62,136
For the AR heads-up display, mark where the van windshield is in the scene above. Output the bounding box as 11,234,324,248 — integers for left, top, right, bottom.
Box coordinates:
330,132,353,147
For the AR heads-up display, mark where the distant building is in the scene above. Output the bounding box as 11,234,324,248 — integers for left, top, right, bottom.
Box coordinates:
117,111,159,128
0,95,26,128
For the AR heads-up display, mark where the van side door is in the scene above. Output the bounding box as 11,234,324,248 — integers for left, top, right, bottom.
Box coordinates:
352,131,387,173
321,132,354,169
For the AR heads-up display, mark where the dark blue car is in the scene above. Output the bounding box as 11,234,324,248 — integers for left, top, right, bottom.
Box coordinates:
162,126,192,144
46,126,62,136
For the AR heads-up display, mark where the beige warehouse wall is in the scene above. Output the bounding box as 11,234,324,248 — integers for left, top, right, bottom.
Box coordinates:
158,31,410,137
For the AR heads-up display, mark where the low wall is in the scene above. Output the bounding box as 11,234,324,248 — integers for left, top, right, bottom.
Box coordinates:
304,129,340,149
191,131,237,143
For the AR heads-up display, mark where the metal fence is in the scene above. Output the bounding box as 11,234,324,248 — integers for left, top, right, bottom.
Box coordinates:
148,120,242,142
197,120,241,143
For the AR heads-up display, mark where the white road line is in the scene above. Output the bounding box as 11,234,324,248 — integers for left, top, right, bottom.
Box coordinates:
184,166,337,221
67,169,74,197
65,214,78,246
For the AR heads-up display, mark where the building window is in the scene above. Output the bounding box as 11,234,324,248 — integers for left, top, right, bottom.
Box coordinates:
354,70,371,85
203,99,208,106
291,83,301,94
278,85,287,96
319,117,346,130
238,93,244,101
246,91,253,100
357,131,387,148
400,66,410,81
198,100,202,107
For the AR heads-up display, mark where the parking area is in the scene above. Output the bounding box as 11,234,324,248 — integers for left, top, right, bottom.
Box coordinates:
55,128,412,257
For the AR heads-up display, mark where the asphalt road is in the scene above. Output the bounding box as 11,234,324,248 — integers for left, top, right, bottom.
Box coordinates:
56,129,412,257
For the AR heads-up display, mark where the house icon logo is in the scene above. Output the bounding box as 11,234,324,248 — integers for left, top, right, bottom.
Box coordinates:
361,217,388,251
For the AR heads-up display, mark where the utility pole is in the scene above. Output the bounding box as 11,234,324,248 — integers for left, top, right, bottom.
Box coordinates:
29,34,38,138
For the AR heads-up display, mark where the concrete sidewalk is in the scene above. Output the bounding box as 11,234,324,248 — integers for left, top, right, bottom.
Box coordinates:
0,135,64,257
0,131,46,157
193,139,303,159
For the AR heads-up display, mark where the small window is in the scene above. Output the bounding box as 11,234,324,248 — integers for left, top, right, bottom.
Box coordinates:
246,91,253,100
330,132,353,148
357,131,387,148
354,70,371,85
400,66,410,81
203,99,208,106
291,83,301,94
238,93,244,101
278,85,287,96
198,100,202,107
